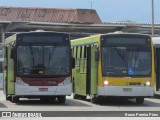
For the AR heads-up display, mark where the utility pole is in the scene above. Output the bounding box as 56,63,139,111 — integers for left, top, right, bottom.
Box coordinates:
89,1,93,9
152,0,154,37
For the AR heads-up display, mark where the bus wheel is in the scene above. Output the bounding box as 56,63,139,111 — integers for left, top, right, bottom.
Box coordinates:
6,96,12,101
90,95,97,103
80,96,86,100
57,96,66,104
79,95,86,100
136,97,144,104
73,94,79,99
48,97,56,103
40,98,48,103
12,96,19,103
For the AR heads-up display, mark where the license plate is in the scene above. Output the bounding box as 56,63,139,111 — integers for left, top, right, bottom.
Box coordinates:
39,88,48,91
123,88,132,92
129,82,141,86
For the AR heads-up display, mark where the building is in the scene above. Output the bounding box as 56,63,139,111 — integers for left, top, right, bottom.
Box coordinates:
0,6,160,41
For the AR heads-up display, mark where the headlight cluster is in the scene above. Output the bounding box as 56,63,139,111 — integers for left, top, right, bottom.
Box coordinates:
16,77,28,86
103,79,151,87
144,80,151,86
103,80,112,86
59,77,71,85
64,77,71,85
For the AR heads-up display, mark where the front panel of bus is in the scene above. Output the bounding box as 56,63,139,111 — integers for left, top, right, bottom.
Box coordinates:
98,34,155,97
14,32,72,96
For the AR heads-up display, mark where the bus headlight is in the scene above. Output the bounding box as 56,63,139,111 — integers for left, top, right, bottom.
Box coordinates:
64,77,71,85
16,77,28,86
144,80,151,86
103,80,112,86
59,77,71,85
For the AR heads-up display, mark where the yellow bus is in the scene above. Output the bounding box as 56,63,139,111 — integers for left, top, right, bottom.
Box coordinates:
71,32,155,104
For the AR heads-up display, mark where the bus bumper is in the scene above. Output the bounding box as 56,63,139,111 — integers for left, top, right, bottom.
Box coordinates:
15,83,72,96
98,86,154,97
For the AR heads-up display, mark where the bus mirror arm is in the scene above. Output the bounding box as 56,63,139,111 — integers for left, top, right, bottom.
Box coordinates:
72,57,75,69
95,50,99,61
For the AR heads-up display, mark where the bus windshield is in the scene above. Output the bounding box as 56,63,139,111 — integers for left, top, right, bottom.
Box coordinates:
102,47,151,77
17,46,70,76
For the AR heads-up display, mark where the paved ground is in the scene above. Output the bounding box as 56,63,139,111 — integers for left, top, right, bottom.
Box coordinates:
0,90,160,112
0,90,160,120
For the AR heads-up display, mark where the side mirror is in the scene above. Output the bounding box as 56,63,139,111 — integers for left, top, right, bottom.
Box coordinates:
72,57,75,69
95,50,99,61
10,48,15,59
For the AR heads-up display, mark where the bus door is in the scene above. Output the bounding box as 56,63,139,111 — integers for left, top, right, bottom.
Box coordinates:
0,62,3,88
156,48,160,91
86,45,98,95
86,46,91,94
5,46,15,95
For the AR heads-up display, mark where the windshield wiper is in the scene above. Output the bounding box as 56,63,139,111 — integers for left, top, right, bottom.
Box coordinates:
48,46,56,71
114,48,128,68
49,46,56,63
29,46,35,67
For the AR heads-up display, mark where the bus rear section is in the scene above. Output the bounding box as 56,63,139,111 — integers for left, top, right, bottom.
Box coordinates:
4,32,72,103
98,33,155,104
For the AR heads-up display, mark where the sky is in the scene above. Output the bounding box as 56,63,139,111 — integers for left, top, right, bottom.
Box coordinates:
0,0,160,23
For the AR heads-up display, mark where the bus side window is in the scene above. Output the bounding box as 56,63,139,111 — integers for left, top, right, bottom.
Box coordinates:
80,46,82,59
79,46,83,73
75,47,79,68
77,46,80,68
72,47,74,57
75,47,78,59
84,46,86,58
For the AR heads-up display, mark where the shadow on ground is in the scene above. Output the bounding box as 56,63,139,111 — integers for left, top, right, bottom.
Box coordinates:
0,102,8,108
90,97,160,107
15,98,92,107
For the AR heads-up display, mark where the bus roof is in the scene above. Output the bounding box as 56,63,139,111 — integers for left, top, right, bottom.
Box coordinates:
5,31,69,45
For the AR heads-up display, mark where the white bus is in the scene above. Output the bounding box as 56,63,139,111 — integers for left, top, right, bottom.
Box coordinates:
4,31,74,103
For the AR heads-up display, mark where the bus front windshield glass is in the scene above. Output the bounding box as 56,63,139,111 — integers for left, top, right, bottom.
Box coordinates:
17,46,70,76
102,47,151,76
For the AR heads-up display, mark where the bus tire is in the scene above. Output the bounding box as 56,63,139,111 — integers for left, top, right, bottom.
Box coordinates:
90,95,97,103
80,96,86,100
136,97,144,104
57,96,66,104
6,96,12,101
73,94,79,99
48,97,56,103
40,98,48,103
12,96,19,103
